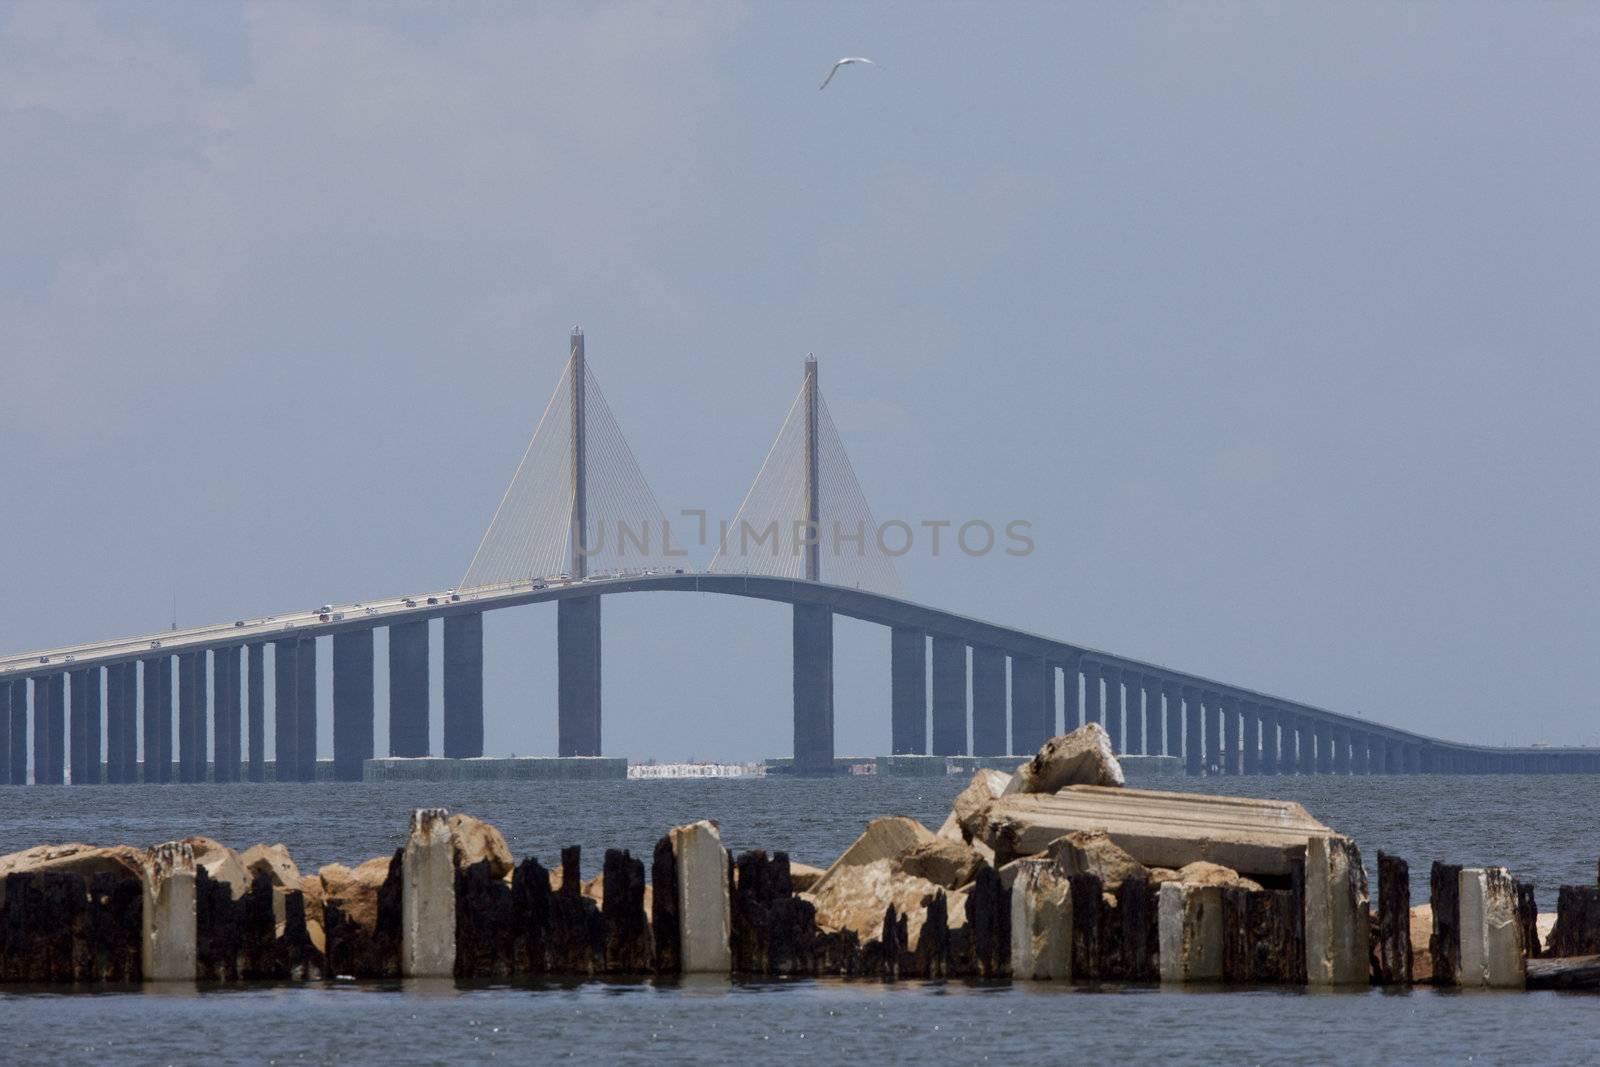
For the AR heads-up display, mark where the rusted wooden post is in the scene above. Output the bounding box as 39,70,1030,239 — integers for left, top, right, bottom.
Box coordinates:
650,836,680,974
1429,861,1462,986
510,856,552,975
1376,852,1412,984
601,848,652,973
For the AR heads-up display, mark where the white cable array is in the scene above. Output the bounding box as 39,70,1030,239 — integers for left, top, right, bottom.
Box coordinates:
461,354,679,590
708,382,903,598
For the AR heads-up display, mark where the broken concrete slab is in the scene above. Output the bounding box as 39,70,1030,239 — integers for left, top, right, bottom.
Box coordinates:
1459,867,1525,989
1304,835,1370,986
813,816,936,893
952,769,1013,840
1009,858,1071,980
670,820,731,974
898,837,985,890
973,785,1334,874
1006,723,1124,794
1048,830,1147,889
1158,881,1222,983
142,841,197,982
400,808,456,978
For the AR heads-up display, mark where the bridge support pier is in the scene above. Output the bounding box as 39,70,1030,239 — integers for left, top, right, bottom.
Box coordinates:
1183,687,1201,776
444,613,484,759
294,638,316,781
390,620,431,759
1295,718,1313,775
215,647,240,783
1259,708,1278,775
791,603,834,774
1125,672,1145,756
890,627,926,755
1143,676,1163,756
1204,692,1222,774
1350,731,1369,774
247,644,265,782
1104,667,1124,754
1067,662,1085,732
558,598,603,758
1333,727,1351,775
34,675,63,785
1222,696,1240,774
69,668,100,785
1163,680,1181,759
971,646,1006,756
931,636,967,756
142,658,169,782
106,665,125,784
334,629,375,781
177,653,199,783
1241,702,1260,775
7,679,23,784
1010,654,1048,756
273,640,299,779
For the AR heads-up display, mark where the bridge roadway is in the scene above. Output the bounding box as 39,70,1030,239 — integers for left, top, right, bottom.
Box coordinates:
0,572,1593,784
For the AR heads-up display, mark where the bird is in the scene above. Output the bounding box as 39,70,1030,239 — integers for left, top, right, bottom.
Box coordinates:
819,57,875,91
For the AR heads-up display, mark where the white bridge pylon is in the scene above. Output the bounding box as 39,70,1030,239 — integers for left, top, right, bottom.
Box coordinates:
709,356,902,597
460,329,681,590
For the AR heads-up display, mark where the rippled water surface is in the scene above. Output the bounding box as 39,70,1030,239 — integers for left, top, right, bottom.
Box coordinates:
3,773,1598,1064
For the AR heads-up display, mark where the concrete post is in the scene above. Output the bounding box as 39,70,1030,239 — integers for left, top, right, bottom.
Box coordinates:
1102,666,1122,754
1010,858,1072,980
1183,686,1201,776
670,820,732,974
389,620,430,759
791,603,834,774
1305,835,1371,985
106,664,124,784
1163,680,1181,759
557,598,602,757
1125,671,1144,756
930,636,967,756
400,808,457,978
443,613,484,759
1009,654,1049,756
889,626,926,755
333,628,375,781
142,842,196,981
1458,867,1525,989
247,644,265,782
7,679,24,784
295,637,316,781
273,639,298,780
1158,882,1222,983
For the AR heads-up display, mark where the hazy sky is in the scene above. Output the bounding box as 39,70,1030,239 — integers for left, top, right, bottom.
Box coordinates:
3,2,1596,760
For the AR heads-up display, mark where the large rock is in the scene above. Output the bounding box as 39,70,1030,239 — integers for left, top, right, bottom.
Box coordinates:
898,838,985,890
1007,723,1124,794
813,816,936,893
788,861,826,893
240,844,302,890
184,836,250,901
449,813,514,880
801,858,965,950
1410,903,1435,982
952,770,1013,841
319,856,393,934
973,784,1335,874
1172,861,1262,892
1048,830,1147,889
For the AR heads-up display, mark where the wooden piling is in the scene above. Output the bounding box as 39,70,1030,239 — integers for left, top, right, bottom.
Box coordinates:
602,848,652,973
509,856,552,975
1428,861,1462,986
1547,885,1600,957
1376,852,1412,985
455,859,514,979
650,835,680,974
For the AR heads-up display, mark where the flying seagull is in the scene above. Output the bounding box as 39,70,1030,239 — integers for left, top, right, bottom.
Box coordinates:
819,56,875,91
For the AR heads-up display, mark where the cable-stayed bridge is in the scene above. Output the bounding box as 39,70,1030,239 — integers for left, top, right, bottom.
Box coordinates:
0,331,1592,785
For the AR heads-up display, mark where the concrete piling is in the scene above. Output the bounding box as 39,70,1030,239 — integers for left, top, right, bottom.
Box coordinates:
1458,867,1526,989
669,819,732,973
400,807,456,978
142,842,198,981
1158,881,1222,983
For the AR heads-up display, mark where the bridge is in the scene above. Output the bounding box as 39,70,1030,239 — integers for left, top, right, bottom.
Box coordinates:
1,331,1592,785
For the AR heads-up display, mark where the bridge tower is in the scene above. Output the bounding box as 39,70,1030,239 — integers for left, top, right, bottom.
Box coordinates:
559,327,603,757
792,356,834,773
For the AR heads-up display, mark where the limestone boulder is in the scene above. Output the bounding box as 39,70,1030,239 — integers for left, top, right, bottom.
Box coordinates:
952,769,1012,841
319,856,392,934
788,861,826,893
1410,903,1434,983
801,858,966,949
897,838,985,890
448,813,514,880
812,816,936,893
184,836,250,900
240,843,302,890
1048,829,1148,889
1172,861,1262,892
1007,723,1125,794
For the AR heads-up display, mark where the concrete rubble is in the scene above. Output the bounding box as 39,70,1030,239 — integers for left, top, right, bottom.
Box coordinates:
0,728,1590,991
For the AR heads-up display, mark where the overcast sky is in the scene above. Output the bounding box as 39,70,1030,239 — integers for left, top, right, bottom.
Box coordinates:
3,2,1596,760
